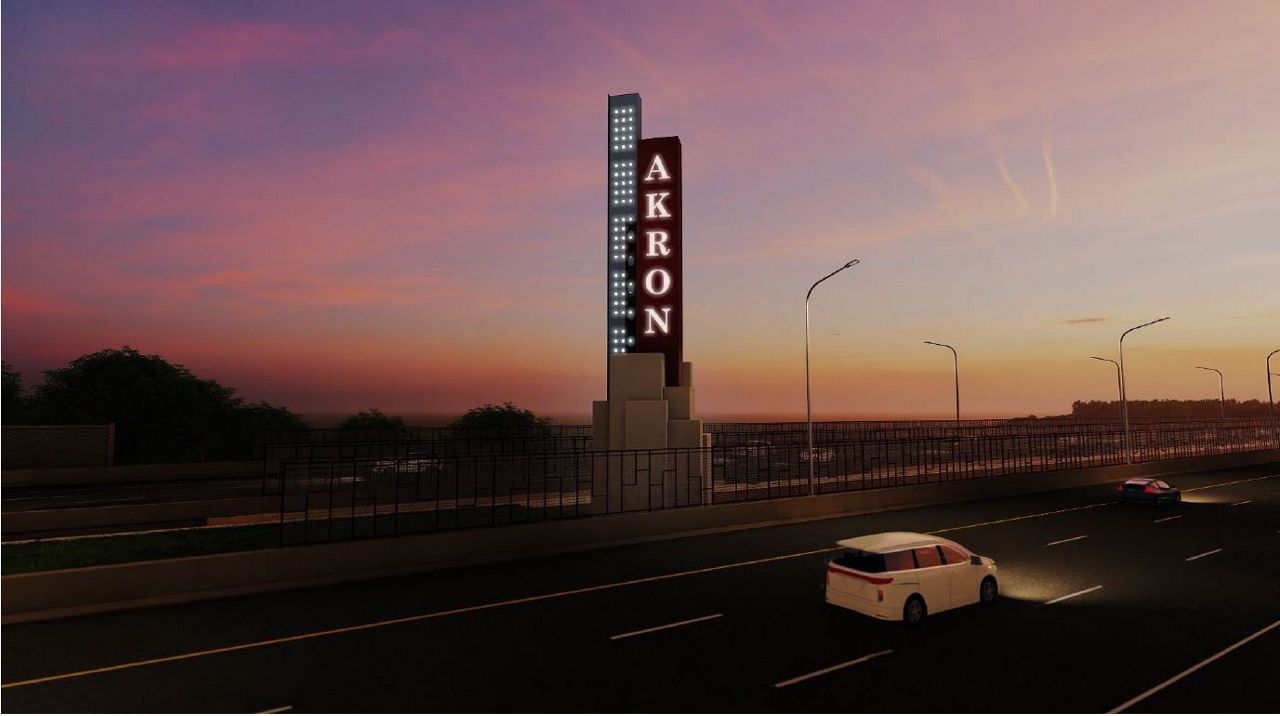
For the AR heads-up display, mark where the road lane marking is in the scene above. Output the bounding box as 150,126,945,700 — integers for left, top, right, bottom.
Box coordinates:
1182,473,1277,492
772,650,893,688
930,502,1114,534
0,547,837,690
6,472,1271,690
1152,515,1182,524
1230,500,1252,506
1108,618,1280,713
1185,548,1222,562
258,707,292,714
1045,535,1088,547
610,613,723,640
1045,585,1103,605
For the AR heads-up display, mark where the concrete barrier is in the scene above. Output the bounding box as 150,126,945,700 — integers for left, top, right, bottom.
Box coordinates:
3,449,1276,624
1,460,269,488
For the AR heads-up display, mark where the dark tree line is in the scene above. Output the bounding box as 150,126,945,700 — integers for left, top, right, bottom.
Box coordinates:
3,349,552,464
1071,399,1273,419
3,348,306,464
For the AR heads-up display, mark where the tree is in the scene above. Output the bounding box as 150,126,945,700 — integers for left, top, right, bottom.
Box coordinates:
337,409,409,431
27,346,305,463
449,402,549,430
2,361,29,424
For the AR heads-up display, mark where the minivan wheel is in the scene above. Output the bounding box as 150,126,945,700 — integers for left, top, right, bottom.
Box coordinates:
903,595,926,626
980,577,998,605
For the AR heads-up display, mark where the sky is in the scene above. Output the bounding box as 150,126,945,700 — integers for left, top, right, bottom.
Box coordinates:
3,0,1279,421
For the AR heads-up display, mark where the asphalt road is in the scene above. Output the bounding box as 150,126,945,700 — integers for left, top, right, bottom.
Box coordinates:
3,462,1277,713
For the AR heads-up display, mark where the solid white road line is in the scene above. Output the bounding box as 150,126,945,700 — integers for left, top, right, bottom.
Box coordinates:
772,650,893,688
610,613,723,640
1045,585,1103,605
1185,548,1223,562
1152,515,1183,524
258,707,292,714
1108,618,1280,713
1230,500,1252,506
1182,473,1277,492
1045,535,1088,547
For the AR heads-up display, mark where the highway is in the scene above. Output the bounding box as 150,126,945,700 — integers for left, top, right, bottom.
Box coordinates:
2,462,1277,712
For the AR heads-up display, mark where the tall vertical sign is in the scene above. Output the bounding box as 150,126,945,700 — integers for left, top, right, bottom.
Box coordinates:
605,92,683,390
635,137,683,387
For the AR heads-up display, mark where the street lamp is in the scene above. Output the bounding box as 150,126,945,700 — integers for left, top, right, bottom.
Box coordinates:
1119,317,1170,464
923,341,960,431
1194,366,1225,419
1090,356,1122,419
1268,349,1279,447
805,258,859,497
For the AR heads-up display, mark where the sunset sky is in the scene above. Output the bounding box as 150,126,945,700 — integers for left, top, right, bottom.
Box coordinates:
4,1,1278,421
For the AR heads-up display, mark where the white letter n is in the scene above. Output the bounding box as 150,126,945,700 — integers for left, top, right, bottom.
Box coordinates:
643,306,672,335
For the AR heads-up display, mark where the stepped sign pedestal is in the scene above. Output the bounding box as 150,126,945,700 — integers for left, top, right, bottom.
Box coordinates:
592,353,709,451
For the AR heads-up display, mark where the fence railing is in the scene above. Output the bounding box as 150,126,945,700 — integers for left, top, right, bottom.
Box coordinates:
273,419,1276,545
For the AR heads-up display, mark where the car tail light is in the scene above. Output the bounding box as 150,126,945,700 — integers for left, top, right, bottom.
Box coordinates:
1144,484,1157,494
1117,483,1124,492
877,589,884,602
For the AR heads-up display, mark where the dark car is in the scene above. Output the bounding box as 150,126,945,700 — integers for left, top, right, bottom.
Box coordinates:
1116,477,1181,505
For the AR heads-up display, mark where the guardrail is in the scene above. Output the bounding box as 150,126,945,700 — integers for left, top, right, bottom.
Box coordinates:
273,419,1275,545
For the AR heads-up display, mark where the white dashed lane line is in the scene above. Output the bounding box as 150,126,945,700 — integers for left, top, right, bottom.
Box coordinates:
1044,585,1104,605
1185,548,1223,562
772,650,894,688
1153,515,1183,524
610,614,723,641
1045,535,1088,547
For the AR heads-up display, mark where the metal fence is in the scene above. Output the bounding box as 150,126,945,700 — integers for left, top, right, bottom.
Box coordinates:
272,418,1276,545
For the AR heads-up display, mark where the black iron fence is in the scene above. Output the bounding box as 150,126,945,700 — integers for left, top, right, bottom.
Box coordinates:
273,418,1276,545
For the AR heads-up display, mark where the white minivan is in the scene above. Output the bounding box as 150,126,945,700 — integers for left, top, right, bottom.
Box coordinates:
825,532,998,625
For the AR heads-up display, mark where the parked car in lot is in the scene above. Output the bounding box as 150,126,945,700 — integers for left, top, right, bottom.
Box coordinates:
1116,477,1181,506
825,532,998,626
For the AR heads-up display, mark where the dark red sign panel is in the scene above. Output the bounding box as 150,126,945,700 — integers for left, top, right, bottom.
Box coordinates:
634,136,682,386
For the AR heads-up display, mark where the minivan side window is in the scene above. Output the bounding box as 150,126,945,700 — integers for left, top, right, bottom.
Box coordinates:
913,546,943,568
833,550,887,573
883,550,914,571
939,545,968,564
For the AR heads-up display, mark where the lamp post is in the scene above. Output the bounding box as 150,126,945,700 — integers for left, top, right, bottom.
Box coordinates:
1090,356,1122,419
1119,317,1170,464
805,258,859,497
1194,366,1225,419
924,341,960,431
1268,349,1279,447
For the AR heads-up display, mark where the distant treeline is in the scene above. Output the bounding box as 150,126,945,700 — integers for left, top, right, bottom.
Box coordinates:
1071,399,1273,419
3,347,552,465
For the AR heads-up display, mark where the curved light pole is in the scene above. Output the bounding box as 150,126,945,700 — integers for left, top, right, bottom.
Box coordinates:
1090,356,1122,419
805,258,859,496
1195,366,1225,419
924,341,960,431
1119,317,1170,463
1268,349,1279,447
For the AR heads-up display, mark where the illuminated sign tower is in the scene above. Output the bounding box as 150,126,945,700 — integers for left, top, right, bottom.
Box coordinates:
594,91,702,458
606,92,683,389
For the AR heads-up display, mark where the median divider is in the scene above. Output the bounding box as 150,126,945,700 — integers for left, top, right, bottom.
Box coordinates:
3,449,1276,624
